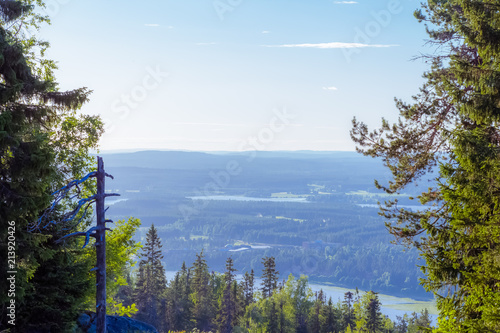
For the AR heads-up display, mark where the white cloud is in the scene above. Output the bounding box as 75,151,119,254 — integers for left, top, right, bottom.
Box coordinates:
323,86,338,91
269,42,398,49
168,122,250,127
144,24,174,29
334,1,358,4
262,30,271,34
196,42,218,46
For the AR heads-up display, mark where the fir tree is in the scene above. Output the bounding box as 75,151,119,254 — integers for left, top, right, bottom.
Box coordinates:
266,299,279,333
365,292,383,333
217,256,237,333
166,262,192,331
394,315,408,333
309,291,323,333
342,291,356,330
261,256,279,298
0,1,102,330
321,297,340,333
191,250,215,332
351,0,500,330
242,269,255,306
134,224,167,329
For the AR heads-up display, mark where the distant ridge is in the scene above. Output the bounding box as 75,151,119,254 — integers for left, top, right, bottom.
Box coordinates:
98,150,369,169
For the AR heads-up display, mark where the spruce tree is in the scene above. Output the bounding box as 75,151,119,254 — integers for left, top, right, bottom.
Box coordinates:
321,297,339,333
166,262,192,331
342,291,355,330
365,292,383,333
242,269,255,306
134,224,167,329
309,291,323,333
351,0,500,330
394,315,408,333
217,256,237,333
191,250,216,332
0,1,102,331
266,299,279,333
261,256,279,298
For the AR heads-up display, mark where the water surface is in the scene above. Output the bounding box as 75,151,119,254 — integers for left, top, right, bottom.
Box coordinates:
188,195,309,203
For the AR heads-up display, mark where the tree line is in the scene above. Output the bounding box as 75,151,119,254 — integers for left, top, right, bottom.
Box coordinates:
351,0,500,330
128,225,432,333
3,0,500,331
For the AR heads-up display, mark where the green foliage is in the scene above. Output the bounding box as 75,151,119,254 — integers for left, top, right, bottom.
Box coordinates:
242,269,255,307
190,251,213,331
261,256,279,299
17,239,93,332
217,257,238,333
245,274,304,332
351,0,500,331
165,262,194,331
320,296,342,333
125,197,427,300
0,0,103,331
133,248,433,332
82,217,142,316
364,292,383,333
135,224,168,329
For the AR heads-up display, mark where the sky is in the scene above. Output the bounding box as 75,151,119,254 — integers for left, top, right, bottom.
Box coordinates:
39,0,431,152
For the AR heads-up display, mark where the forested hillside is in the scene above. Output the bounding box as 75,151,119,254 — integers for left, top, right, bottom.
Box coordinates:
105,151,431,300
128,225,433,333
4,0,500,331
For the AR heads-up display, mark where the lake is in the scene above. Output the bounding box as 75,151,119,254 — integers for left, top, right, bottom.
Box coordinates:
188,195,310,203
106,198,129,206
164,271,437,324
358,204,431,211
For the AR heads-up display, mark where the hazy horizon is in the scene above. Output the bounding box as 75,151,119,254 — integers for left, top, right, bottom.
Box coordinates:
40,0,430,152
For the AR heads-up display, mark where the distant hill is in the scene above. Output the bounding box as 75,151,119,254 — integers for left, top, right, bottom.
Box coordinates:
101,149,433,300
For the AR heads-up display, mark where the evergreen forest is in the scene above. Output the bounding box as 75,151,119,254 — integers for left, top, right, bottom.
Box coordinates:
127,224,433,333
2,0,500,332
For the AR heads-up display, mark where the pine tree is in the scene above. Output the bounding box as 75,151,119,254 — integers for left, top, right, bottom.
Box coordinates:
242,269,255,306
350,0,500,330
165,261,192,331
394,315,408,333
261,256,279,298
342,291,355,330
309,291,323,333
19,243,93,332
191,250,216,332
293,276,312,333
217,257,237,333
134,224,167,329
321,297,340,333
266,299,279,333
406,309,432,333
365,292,383,333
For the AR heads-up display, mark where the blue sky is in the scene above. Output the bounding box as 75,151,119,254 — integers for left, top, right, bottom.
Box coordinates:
39,0,430,152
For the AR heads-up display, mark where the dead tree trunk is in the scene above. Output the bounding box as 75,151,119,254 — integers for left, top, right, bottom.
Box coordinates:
34,156,119,333
96,156,107,333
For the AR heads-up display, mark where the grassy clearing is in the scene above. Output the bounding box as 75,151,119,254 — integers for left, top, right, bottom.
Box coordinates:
308,184,326,190
190,235,209,240
275,216,305,223
384,300,438,315
346,190,409,198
